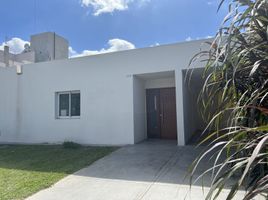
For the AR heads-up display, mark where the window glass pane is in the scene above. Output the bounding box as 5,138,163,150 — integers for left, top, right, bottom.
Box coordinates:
59,93,69,117
71,93,80,116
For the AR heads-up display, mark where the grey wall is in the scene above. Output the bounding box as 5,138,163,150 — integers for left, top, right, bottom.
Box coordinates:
55,35,69,60
0,50,35,67
133,76,146,143
30,32,68,62
182,68,206,144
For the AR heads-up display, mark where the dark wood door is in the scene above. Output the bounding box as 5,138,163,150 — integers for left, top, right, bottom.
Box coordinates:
146,89,161,138
160,88,177,139
146,88,177,140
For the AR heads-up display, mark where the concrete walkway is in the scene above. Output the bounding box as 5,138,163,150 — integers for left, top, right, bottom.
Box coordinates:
27,140,257,200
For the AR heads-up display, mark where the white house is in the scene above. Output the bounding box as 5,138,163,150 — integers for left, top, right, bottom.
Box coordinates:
0,32,210,146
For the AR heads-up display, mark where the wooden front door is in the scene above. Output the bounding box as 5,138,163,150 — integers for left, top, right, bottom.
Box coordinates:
146,88,177,140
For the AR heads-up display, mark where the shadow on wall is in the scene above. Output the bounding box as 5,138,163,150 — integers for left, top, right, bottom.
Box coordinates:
182,67,229,146
182,67,207,145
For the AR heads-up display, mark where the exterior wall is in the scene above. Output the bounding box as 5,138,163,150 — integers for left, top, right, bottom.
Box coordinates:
133,77,147,143
182,70,203,143
14,51,35,64
145,78,175,89
0,39,209,146
175,70,186,145
0,50,5,67
0,32,68,67
0,50,35,67
30,32,68,62
182,68,223,144
55,35,69,60
0,67,20,141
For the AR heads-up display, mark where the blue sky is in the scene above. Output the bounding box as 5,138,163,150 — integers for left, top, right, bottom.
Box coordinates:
0,0,228,57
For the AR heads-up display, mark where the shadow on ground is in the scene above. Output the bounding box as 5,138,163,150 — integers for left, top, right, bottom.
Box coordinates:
0,139,233,188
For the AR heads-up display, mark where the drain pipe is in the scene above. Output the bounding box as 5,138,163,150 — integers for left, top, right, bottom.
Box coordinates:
4,45,9,67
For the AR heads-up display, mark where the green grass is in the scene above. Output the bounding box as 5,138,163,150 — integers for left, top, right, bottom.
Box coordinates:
0,145,117,200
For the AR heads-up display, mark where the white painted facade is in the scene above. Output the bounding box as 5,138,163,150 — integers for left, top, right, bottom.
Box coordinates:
0,39,209,146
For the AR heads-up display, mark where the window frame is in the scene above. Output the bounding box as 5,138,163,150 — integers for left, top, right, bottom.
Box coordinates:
56,90,80,119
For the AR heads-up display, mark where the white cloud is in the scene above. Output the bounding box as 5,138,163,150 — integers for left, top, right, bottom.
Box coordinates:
150,42,160,47
185,37,192,42
136,0,150,8
70,38,135,58
0,38,29,54
81,0,150,16
68,46,78,57
0,37,134,58
186,35,214,41
207,0,218,6
207,1,213,5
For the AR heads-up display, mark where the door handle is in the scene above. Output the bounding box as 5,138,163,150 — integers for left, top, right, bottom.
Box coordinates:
160,113,164,124
160,101,164,124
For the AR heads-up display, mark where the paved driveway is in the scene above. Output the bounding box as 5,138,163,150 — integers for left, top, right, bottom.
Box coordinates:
27,140,254,200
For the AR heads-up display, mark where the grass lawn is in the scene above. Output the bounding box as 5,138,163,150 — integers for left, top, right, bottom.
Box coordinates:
0,145,117,200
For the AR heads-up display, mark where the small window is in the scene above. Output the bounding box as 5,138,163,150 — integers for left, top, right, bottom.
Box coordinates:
56,91,80,118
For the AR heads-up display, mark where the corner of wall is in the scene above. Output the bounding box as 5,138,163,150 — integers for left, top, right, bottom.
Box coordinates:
175,69,186,146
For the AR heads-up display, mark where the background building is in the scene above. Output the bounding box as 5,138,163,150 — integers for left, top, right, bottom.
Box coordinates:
0,32,68,67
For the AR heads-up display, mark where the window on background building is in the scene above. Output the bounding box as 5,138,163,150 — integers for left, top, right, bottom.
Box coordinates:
56,91,80,118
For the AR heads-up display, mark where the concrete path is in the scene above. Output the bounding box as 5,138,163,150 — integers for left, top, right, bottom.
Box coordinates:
27,140,259,200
